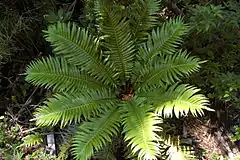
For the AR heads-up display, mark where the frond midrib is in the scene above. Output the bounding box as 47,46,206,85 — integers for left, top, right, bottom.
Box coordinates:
29,72,103,88
132,3,149,35
51,32,117,86
148,25,185,60
108,16,126,78
126,103,153,156
157,99,208,117
136,62,199,89
37,97,117,119
162,99,208,108
77,108,119,156
133,108,151,154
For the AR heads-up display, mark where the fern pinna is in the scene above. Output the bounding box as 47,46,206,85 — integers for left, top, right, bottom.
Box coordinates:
25,0,211,159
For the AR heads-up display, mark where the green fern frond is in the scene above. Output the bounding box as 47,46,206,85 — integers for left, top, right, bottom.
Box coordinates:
57,140,71,160
158,84,211,118
128,0,160,43
33,89,117,127
57,126,76,160
25,56,103,92
135,51,202,90
93,142,116,160
94,135,138,160
21,134,43,147
139,84,211,118
24,3,211,159
121,99,161,160
92,0,108,20
139,17,189,62
158,130,180,148
167,146,197,160
44,22,118,87
72,107,121,160
100,8,135,79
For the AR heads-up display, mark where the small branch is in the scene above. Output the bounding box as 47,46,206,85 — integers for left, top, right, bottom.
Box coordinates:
24,86,38,106
166,0,183,16
0,75,14,86
67,0,78,13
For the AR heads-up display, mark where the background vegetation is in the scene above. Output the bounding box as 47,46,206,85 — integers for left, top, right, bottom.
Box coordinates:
0,0,240,160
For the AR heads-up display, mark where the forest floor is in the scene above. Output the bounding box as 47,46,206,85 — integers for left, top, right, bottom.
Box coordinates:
183,108,240,159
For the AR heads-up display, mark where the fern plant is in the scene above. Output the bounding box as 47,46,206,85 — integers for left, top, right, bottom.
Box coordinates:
25,0,211,159
188,4,223,33
21,134,43,148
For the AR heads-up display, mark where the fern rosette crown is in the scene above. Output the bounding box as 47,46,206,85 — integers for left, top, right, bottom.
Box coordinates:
25,1,211,159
